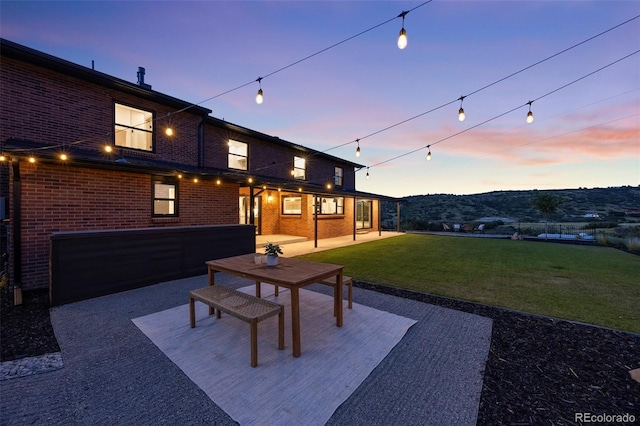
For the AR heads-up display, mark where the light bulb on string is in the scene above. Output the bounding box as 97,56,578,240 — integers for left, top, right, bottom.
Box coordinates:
355,139,361,158
397,11,408,49
0,154,6,162
255,77,264,105
366,167,370,180
426,146,432,161
458,96,466,122
165,112,174,136
526,101,534,124
28,155,36,164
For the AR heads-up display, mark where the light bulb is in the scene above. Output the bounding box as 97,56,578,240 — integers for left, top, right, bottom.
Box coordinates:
355,146,361,158
216,178,221,185
165,127,174,136
0,155,5,162
527,111,534,124
397,28,407,49
427,150,432,161
105,145,113,153
366,171,370,180
29,156,36,164
458,108,465,122
60,153,68,161
256,88,263,105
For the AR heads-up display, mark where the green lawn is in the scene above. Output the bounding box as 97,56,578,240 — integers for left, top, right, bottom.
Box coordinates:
296,233,640,333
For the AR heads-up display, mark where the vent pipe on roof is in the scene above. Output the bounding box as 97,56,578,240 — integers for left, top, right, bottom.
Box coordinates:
137,67,152,90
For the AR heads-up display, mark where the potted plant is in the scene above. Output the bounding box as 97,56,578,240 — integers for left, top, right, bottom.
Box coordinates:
264,242,283,266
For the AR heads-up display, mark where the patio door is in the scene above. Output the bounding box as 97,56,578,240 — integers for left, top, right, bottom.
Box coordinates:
239,196,261,234
356,200,372,229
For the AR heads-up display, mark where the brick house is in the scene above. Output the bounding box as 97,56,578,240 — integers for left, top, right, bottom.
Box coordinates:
0,39,395,304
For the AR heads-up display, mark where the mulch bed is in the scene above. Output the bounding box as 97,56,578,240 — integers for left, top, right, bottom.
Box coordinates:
2,285,638,425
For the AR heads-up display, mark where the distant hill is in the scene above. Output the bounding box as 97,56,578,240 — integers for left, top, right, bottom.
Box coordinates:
381,186,640,228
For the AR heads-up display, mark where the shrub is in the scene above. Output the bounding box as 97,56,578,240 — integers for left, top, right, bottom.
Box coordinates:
625,237,640,252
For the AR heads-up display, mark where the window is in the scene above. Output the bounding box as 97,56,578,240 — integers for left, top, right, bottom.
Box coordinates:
115,103,153,151
228,140,248,170
282,196,302,215
293,156,305,180
153,179,178,216
314,197,344,215
334,167,343,186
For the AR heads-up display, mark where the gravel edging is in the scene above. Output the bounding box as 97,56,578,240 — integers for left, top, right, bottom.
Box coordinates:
0,352,63,380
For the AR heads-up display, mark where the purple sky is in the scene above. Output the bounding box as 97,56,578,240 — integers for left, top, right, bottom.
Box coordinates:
2,1,639,197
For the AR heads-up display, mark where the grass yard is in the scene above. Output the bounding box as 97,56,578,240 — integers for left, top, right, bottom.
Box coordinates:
296,233,640,333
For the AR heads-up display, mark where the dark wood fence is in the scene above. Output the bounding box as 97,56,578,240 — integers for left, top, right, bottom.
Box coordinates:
50,225,255,305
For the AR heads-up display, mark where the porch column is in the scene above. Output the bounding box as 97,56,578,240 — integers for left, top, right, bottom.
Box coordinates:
314,194,319,248
249,185,255,225
353,197,357,241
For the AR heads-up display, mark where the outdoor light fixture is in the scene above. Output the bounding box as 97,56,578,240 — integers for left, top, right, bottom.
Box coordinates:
59,153,68,161
526,101,534,124
105,145,113,153
355,139,361,157
397,11,408,49
165,127,174,137
0,155,6,162
326,183,332,190
216,178,221,185
267,192,273,202
193,178,198,183
28,155,36,164
427,146,432,161
366,167,370,179
458,96,466,122
255,77,264,105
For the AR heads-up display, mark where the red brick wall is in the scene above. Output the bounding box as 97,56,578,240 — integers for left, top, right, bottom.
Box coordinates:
0,56,202,166
11,161,238,289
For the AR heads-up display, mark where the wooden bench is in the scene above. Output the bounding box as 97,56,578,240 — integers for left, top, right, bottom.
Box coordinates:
273,275,353,313
189,285,284,367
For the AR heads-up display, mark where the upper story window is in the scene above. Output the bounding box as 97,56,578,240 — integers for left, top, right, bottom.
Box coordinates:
115,103,153,151
314,197,344,215
153,178,178,217
282,196,302,215
228,140,248,170
293,156,306,180
334,167,343,186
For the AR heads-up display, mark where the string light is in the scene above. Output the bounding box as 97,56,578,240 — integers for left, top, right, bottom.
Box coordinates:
526,101,534,124
59,153,69,161
216,178,221,185
193,177,199,183
0,154,6,162
355,139,361,157
255,77,264,105
366,167,370,179
397,11,408,49
426,146,432,161
105,145,113,153
458,96,466,122
28,155,36,164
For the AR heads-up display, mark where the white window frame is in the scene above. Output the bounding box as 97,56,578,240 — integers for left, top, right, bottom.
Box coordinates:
334,167,343,186
282,196,302,215
153,178,178,217
114,103,154,151
314,196,344,215
293,156,306,180
228,140,248,170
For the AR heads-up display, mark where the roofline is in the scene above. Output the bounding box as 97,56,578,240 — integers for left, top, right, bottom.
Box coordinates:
205,116,364,169
0,38,212,116
2,38,364,169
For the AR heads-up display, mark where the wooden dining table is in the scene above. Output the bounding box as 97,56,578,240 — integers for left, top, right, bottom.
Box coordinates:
206,254,344,357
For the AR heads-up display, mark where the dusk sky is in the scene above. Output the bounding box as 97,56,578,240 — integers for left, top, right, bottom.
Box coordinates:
2,1,639,197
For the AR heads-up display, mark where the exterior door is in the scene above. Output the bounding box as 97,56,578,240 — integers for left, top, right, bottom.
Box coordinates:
356,200,372,229
239,196,261,234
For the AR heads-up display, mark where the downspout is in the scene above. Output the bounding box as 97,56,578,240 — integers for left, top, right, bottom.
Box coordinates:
352,197,357,241
11,159,22,305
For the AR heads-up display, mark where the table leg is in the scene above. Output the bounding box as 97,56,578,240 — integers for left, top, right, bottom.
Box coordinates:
336,270,343,328
255,281,261,298
208,267,215,316
291,286,301,357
